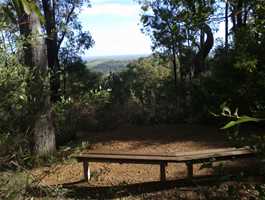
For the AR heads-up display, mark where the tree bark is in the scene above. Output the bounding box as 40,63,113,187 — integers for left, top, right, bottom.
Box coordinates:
30,12,56,156
42,0,61,102
225,1,229,52
193,23,214,76
172,44,178,92
18,7,56,156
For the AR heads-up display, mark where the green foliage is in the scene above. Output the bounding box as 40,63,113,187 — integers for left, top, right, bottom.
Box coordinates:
78,88,114,130
0,50,35,168
0,51,29,133
53,87,113,144
0,172,32,200
81,88,111,107
19,0,44,23
65,60,103,98
53,97,78,146
221,115,262,130
105,56,180,124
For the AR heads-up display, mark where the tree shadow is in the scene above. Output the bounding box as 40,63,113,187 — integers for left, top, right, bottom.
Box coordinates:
76,124,232,151
28,160,263,199
61,172,263,199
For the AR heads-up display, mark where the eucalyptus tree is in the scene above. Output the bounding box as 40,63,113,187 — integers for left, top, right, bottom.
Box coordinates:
1,0,94,155
41,0,94,101
140,0,184,89
140,0,215,80
1,0,57,155
2,0,94,101
180,0,215,76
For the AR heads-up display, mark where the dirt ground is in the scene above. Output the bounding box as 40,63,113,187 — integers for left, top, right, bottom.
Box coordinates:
32,124,261,199
27,124,263,200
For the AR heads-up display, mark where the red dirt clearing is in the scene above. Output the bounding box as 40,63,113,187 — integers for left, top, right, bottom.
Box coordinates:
35,124,255,187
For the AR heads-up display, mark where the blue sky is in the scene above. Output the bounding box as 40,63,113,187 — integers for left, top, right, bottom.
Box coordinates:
79,0,226,57
79,0,153,57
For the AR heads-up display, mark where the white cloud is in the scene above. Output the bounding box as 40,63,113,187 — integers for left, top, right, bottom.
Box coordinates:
82,3,139,17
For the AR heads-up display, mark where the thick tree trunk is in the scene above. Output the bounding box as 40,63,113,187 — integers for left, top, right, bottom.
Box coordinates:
33,101,56,156
30,12,56,156
31,12,56,156
18,8,56,156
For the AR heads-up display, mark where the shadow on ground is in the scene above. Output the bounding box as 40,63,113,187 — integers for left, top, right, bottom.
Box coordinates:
76,124,232,151
29,167,263,200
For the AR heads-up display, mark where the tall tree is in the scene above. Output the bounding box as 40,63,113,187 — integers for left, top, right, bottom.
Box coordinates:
140,0,185,89
3,0,56,155
182,0,215,76
140,0,215,78
1,0,94,155
41,0,94,101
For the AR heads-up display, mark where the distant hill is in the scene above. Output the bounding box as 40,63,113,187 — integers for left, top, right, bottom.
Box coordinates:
85,54,149,74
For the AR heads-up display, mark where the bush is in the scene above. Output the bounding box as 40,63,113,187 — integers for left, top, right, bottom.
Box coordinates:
79,88,113,130
0,53,34,169
106,56,179,124
53,97,79,146
53,88,116,144
0,59,29,134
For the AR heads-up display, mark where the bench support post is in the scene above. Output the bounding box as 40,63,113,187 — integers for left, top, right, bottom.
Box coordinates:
83,161,90,181
160,162,166,182
186,162,193,179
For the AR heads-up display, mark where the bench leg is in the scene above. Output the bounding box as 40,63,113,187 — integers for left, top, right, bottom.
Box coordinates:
83,161,90,181
160,162,166,182
186,162,193,179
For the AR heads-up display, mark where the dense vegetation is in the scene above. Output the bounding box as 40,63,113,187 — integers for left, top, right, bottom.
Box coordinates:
1,0,265,199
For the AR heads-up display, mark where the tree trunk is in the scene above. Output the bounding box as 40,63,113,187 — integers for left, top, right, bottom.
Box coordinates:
225,1,229,52
172,45,178,92
18,8,56,156
236,0,243,28
171,43,182,115
193,23,214,76
30,12,56,156
42,0,61,102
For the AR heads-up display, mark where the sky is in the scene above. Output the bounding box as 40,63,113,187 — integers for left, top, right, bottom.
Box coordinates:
79,0,153,57
79,0,226,58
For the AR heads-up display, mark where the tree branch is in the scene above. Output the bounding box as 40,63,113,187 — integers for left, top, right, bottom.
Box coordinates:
57,4,75,49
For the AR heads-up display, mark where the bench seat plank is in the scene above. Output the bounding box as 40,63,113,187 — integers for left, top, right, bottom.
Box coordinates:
82,147,243,157
73,147,255,182
74,147,255,164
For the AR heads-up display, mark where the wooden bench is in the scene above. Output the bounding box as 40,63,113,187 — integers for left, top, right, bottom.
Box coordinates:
73,147,255,182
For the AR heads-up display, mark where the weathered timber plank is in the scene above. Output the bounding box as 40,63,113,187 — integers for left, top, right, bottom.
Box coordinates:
80,147,243,158
73,148,255,164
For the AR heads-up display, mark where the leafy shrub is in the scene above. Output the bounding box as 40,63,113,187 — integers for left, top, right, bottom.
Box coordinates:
53,88,114,144
53,97,79,146
106,56,178,124
0,59,29,134
65,60,103,98
79,88,114,130
0,53,34,169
